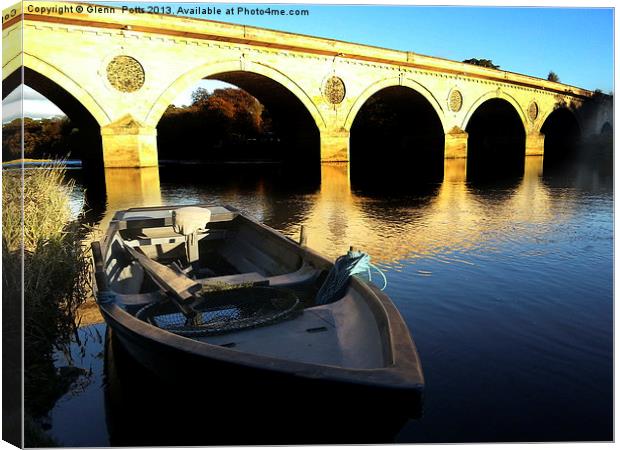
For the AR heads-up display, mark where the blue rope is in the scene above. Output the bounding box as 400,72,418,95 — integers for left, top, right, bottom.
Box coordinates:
369,262,388,291
97,291,118,304
315,250,387,305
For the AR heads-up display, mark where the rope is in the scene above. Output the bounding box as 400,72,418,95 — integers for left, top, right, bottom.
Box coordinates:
315,249,388,305
134,286,302,337
369,262,388,291
135,297,301,337
97,291,118,304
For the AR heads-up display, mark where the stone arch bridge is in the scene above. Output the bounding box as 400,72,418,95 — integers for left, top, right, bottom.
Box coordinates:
3,1,612,169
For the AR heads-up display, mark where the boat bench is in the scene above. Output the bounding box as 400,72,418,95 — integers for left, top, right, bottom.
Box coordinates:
199,272,267,286
198,263,321,290
123,228,227,247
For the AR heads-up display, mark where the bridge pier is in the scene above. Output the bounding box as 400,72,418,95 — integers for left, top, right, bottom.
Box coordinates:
525,131,545,156
444,128,468,159
320,129,350,163
100,167,162,232
444,158,467,183
101,115,158,168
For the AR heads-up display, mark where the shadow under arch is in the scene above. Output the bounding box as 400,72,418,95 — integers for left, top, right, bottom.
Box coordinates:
540,107,581,171
3,66,108,210
145,60,325,131
152,61,322,180
349,85,446,191
3,66,101,129
344,77,447,133
3,53,111,126
461,90,527,132
465,97,526,184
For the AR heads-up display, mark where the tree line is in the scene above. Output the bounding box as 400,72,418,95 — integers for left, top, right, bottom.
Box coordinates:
462,58,562,83
2,87,279,162
2,117,77,161
157,87,279,161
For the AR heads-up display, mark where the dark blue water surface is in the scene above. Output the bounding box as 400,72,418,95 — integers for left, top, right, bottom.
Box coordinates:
50,156,612,445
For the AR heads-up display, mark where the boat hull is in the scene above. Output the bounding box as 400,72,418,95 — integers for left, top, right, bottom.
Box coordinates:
102,301,422,413
103,315,419,445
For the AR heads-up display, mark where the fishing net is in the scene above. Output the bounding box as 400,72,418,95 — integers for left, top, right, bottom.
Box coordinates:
136,286,301,337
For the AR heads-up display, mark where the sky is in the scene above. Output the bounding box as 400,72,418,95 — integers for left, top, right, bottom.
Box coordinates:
2,1,615,121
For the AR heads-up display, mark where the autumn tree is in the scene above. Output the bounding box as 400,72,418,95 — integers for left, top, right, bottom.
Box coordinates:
157,87,277,161
2,117,75,161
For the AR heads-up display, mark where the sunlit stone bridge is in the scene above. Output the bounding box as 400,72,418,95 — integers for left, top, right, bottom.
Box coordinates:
3,1,612,172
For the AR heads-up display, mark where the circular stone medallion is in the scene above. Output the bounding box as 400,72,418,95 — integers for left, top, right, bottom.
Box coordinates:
449,89,463,112
324,76,346,104
528,102,539,121
106,55,145,93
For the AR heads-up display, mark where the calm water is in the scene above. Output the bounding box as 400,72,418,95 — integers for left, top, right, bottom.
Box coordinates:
49,156,612,445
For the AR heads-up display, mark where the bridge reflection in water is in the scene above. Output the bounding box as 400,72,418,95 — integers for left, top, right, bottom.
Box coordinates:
96,156,551,266
303,157,551,265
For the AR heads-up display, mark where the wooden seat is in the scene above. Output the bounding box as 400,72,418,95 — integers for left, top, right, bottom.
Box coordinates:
199,272,267,286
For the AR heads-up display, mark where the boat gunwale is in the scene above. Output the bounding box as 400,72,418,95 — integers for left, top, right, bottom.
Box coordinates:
94,205,424,392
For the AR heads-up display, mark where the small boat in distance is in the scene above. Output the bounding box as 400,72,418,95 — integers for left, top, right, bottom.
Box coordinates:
91,204,425,434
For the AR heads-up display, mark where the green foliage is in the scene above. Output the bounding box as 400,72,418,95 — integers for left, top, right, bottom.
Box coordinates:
547,71,560,82
462,58,501,70
2,165,90,417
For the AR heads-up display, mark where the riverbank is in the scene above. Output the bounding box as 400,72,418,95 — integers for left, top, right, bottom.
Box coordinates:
2,165,91,446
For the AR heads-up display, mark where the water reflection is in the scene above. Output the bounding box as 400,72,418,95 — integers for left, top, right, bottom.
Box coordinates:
53,150,612,444
99,167,162,229
88,156,556,267
298,157,558,266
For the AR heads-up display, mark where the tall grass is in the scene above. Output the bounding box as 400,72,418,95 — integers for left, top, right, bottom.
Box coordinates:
2,165,90,418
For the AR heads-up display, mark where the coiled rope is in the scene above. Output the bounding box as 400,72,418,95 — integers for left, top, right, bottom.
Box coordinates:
315,249,387,305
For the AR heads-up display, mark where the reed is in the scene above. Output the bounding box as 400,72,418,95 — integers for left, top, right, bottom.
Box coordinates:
2,164,90,419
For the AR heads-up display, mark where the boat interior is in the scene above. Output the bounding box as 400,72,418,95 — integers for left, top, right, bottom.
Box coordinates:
101,206,390,369
107,207,316,292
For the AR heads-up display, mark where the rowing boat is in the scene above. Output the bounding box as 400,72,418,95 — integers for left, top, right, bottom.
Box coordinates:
91,204,424,430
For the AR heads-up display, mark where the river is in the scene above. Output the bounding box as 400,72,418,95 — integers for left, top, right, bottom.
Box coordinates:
48,155,612,445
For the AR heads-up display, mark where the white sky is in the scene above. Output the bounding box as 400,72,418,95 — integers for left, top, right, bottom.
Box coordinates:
172,79,234,106
3,86,65,122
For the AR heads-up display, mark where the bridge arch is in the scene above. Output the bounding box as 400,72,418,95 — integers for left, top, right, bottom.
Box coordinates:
10,53,111,126
3,56,105,165
464,95,527,180
145,59,326,131
461,89,527,131
344,76,447,133
539,106,581,166
348,79,446,186
537,106,583,135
